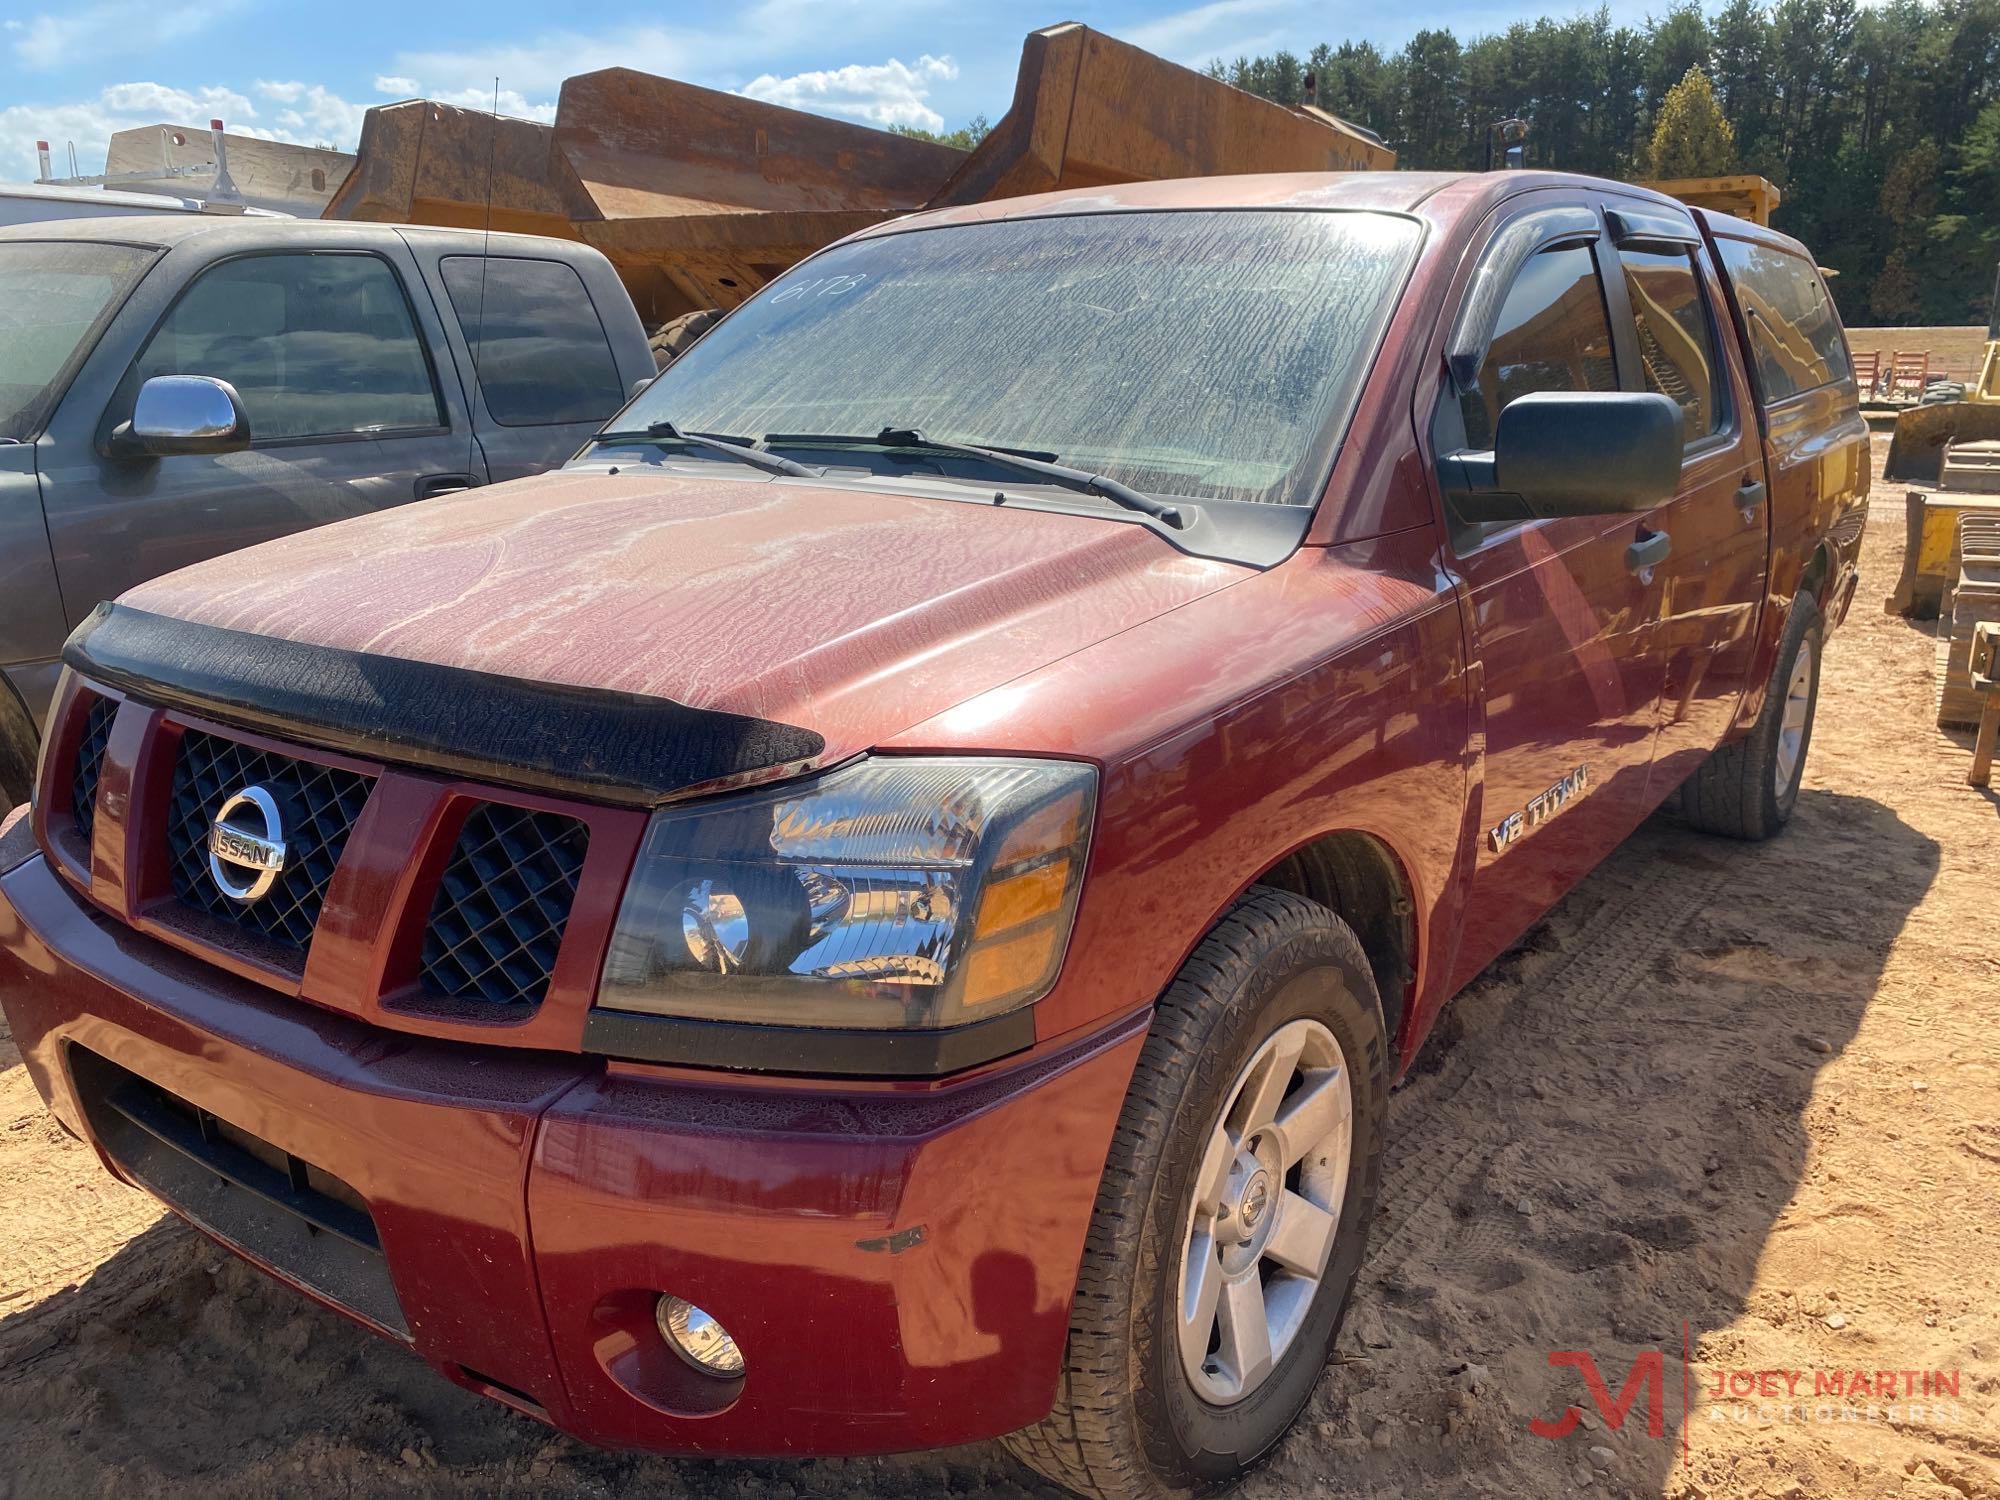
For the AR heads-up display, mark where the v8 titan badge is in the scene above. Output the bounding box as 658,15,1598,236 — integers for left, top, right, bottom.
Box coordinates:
1489,764,1589,853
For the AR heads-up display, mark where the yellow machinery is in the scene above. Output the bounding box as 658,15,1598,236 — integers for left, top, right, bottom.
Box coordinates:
1879,266,2000,773
1883,264,2000,490
1639,174,1781,226
327,23,1392,329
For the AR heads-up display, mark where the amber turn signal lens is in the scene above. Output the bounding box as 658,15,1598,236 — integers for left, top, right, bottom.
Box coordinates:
960,923,1064,1010
975,857,1071,934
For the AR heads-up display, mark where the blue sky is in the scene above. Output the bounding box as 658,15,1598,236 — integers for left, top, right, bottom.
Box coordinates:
4,0,1679,181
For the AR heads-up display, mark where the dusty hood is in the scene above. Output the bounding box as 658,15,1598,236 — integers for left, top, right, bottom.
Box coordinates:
117,468,1247,765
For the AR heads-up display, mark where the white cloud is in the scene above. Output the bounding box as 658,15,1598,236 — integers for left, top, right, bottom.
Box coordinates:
379,0,932,104
740,54,957,130
253,80,368,144
6,3,982,185
5,79,365,181
1119,0,1298,65
389,27,700,101
426,86,558,123
100,81,256,124
12,0,244,70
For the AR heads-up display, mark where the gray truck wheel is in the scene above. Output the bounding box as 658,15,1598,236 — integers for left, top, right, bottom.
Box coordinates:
1003,888,1387,1500
1681,595,1823,841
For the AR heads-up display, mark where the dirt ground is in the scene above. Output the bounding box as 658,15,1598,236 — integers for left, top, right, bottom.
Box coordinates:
3,437,1997,1500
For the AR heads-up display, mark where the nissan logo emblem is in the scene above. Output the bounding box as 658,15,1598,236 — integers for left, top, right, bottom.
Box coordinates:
207,786,287,904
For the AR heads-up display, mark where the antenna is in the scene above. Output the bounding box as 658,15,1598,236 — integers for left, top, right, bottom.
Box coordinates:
465,76,499,491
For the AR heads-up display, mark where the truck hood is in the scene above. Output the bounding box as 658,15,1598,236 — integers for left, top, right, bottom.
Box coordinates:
118,468,1248,766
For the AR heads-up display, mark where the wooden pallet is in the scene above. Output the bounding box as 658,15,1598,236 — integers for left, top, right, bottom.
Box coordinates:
1891,350,1933,400
1852,349,1881,397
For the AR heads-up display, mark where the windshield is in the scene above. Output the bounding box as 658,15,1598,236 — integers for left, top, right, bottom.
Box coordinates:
0,241,155,441
620,210,1421,507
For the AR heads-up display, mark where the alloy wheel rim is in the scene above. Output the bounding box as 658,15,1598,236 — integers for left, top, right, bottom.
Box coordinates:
1775,638,1815,797
1176,1017,1353,1405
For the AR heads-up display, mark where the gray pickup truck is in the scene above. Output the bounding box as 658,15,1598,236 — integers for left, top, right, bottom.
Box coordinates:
0,217,653,802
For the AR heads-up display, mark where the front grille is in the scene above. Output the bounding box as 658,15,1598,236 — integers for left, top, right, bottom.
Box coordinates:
70,695,116,842
421,803,589,1007
166,730,372,955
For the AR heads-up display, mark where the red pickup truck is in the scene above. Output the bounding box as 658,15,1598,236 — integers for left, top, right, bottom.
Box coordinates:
0,170,1865,1499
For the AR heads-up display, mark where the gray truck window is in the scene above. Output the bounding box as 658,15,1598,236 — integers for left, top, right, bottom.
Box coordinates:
1619,247,1724,443
1715,237,1851,403
623,210,1422,507
440,256,624,427
0,241,154,442
132,252,442,441
1463,243,1617,449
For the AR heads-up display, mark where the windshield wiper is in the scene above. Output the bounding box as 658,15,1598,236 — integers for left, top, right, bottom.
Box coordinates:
592,419,819,479
764,426,1187,529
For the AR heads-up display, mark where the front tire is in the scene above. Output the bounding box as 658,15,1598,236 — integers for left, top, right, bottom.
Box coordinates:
1004,889,1388,1500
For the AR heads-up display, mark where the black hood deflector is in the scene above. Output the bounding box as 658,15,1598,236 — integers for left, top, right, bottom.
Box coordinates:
64,604,826,808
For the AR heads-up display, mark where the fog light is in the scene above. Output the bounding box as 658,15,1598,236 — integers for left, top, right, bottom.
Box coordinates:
655,1294,745,1377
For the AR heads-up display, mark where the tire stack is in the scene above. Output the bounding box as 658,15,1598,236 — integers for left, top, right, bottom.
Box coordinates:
648,308,723,370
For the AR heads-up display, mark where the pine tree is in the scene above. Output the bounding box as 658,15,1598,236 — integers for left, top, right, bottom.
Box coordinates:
1208,0,2000,320
1645,66,1739,177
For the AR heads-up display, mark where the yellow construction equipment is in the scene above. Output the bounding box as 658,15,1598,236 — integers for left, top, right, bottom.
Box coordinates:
1877,266,2000,777
1883,265,2000,489
926,22,1391,208
327,22,1393,330
1937,514,2000,737
1639,174,1781,226
1885,490,2000,619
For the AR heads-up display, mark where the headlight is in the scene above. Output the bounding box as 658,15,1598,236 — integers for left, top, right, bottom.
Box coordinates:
598,757,1096,1030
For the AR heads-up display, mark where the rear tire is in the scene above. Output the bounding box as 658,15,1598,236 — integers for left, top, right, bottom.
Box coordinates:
1003,888,1387,1500
1681,595,1823,841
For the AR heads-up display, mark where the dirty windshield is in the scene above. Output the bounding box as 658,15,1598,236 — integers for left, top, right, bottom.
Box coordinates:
0,241,154,441
624,210,1421,506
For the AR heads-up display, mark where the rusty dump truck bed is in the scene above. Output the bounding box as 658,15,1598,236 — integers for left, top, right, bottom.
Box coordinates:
325,22,1395,325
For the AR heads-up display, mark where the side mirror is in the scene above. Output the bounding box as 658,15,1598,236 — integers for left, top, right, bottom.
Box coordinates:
113,375,250,458
1444,391,1683,523
627,375,656,399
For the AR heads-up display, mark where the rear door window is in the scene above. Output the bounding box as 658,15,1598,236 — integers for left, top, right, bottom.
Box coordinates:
133,252,442,441
1463,242,1618,449
1714,237,1851,403
1617,247,1726,444
440,256,624,426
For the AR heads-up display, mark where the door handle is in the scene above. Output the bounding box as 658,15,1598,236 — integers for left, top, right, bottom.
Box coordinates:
1735,480,1767,520
415,472,475,501
1626,528,1671,580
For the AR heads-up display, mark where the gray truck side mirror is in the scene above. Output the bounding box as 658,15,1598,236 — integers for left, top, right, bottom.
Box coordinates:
1443,391,1684,523
114,375,251,458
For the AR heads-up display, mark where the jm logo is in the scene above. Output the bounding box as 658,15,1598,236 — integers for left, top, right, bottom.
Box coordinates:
1530,1349,1667,1440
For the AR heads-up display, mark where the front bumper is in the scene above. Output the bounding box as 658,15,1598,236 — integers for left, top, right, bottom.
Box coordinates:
0,851,1145,1456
